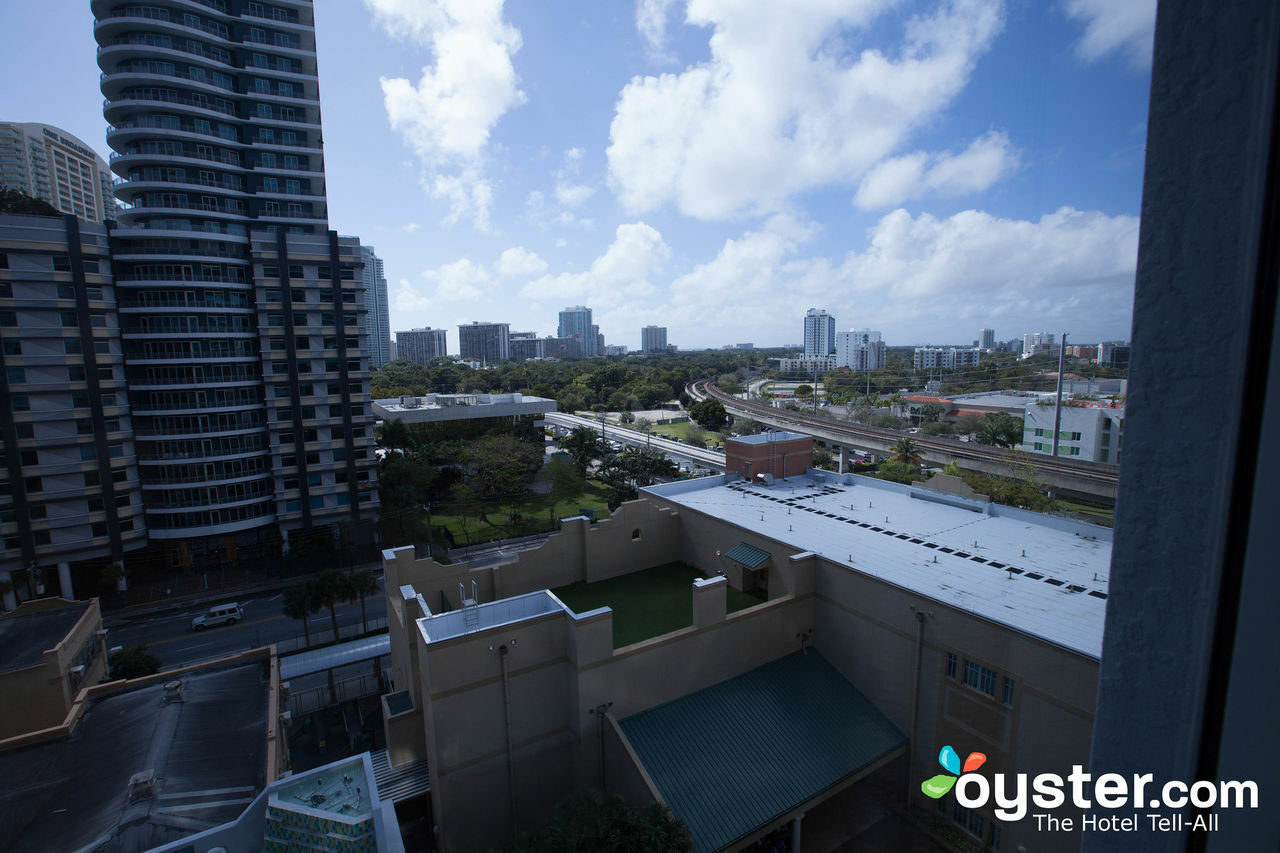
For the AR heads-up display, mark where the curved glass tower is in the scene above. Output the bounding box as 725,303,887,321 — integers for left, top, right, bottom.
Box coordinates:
95,0,375,563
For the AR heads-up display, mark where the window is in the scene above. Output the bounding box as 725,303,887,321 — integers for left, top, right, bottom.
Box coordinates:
1003,677,1016,706
52,254,71,271
81,446,98,461
20,450,38,466
68,366,86,381
16,423,33,439
0,311,16,327
953,802,985,839
6,367,24,383
84,471,100,487
963,660,998,697
1,340,19,356
61,311,78,327
946,652,957,678
24,476,41,493
10,395,28,412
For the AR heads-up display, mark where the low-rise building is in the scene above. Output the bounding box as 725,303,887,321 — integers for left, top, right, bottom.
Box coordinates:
913,346,981,370
771,355,837,375
0,597,105,740
945,390,1053,419
380,463,1111,853
373,393,556,427
1023,402,1125,464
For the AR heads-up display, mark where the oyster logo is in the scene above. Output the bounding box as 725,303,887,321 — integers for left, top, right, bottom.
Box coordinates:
921,745,987,798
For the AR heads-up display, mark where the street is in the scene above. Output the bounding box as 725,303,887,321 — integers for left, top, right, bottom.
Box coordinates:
104,587,390,671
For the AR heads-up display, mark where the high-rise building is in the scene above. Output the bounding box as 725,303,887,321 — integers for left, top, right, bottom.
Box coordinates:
980,328,995,350
640,325,667,354
835,329,885,371
509,332,545,361
0,122,120,221
803,308,836,358
558,305,594,356
1098,340,1131,368
396,327,448,365
1,214,147,603
458,321,509,363
592,324,603,358
95,0,377,571
358,244,391,368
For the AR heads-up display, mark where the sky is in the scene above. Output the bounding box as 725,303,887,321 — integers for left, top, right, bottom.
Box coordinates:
0,0,1154,351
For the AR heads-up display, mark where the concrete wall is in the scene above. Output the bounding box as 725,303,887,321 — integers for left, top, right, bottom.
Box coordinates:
0,598,104,741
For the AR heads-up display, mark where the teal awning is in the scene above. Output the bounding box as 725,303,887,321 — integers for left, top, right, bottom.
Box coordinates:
722,542,771,569
619,652,907,852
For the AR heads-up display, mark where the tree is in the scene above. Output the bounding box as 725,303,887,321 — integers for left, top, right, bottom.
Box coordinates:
919,402,946,423
546,457,586,525
688,399,727,431
313,570,347,642
283,580,321,646
618,410,635,424
563,427,602,477
460,435,543,500
109,645,161,679
0,189,60,216
510,788,694,853
377,417,412,453
954,413,985,440
891,437,924,467
795,383,814,399
342,570,380,634
977,413,1023,448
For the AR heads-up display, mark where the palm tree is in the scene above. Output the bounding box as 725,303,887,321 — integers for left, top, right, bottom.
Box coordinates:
377,417,411,454
282,581,320,646
313,570,346,642
563,427,602,478
342,570,380,634
891,437,924,467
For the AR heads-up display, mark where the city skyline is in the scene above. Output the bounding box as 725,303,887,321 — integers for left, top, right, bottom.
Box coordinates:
0,0,1151,350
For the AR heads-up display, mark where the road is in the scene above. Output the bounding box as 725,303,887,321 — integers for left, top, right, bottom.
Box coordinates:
104,588,389,671
544,411,726,471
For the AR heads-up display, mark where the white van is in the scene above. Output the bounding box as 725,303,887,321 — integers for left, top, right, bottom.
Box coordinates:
191,602,242,631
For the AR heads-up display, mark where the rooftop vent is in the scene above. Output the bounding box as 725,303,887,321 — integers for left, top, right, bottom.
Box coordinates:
162,679,183,703
128,769,156,802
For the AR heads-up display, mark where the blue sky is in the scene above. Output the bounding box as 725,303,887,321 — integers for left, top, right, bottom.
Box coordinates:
0,0,1153,350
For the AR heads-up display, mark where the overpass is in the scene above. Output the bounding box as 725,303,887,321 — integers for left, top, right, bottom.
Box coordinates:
543,412,727,471
691,381,1119,502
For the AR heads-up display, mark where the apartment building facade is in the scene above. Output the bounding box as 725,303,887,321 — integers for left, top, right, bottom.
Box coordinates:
395,327,448,365
0,122,120,222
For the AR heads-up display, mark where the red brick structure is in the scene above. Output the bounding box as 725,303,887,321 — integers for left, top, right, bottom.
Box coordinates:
725,432,813,481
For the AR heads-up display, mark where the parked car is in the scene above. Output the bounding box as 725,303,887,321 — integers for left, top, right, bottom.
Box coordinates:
191,602,242,631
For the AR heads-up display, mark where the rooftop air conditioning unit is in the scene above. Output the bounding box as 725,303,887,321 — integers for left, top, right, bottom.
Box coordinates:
70,665,85,678
279,710,292,728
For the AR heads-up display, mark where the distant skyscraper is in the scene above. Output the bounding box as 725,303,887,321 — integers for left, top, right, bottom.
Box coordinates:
509,332,545,361
980,328,996,350
836,329,885,370
458,321,510,363
358,245,391,368
396,328,448,365
803,309,836,358
0,122,119,221
641,325,667,354
558,305,594,356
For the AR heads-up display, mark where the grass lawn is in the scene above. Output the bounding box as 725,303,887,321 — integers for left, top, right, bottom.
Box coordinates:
552,561,761,648
428,480,615,549
1055,499,1116,527
645,420,725,448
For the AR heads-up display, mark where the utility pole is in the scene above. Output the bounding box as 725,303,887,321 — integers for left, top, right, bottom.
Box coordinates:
1051,332,1068,457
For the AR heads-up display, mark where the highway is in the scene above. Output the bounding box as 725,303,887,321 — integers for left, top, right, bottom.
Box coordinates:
691,380,1120,501
543,411,726,471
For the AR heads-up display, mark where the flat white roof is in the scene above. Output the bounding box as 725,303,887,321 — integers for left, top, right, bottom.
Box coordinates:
645,474,1111,659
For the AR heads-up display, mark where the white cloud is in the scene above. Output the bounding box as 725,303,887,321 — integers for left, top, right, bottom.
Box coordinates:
1063,0,1156,70
636,0,681,62
401,222,421,233
853,131,1017,209
521,223,670,303
396,258,492,316
608,0,1005,220
665,206,1138,342
554,147,596,208
495,246,548,278
368,0,525,230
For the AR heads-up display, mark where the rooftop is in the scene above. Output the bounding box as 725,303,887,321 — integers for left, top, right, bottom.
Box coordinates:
620,651,907,853
0,660,270,853
373,393,556,420
644,473,1112,658
0,601,90,675
553,562,760,648
727,431,810,446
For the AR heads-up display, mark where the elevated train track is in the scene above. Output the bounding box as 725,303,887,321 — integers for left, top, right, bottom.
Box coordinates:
690,380,1119,502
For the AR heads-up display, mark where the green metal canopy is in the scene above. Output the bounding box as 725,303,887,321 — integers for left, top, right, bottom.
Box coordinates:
619,651,908,852
722,541,771,569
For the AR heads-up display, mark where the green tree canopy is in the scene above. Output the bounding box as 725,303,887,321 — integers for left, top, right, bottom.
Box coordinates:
508,788,694,853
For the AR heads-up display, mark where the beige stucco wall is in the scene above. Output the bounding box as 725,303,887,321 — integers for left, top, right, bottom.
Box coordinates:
0,598,104,741
385,492,1101,853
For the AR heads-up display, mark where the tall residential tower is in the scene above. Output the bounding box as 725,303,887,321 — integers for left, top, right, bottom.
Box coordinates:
0,122,120,221
358,244,391,368
95,0,377,571
803,308,836,358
